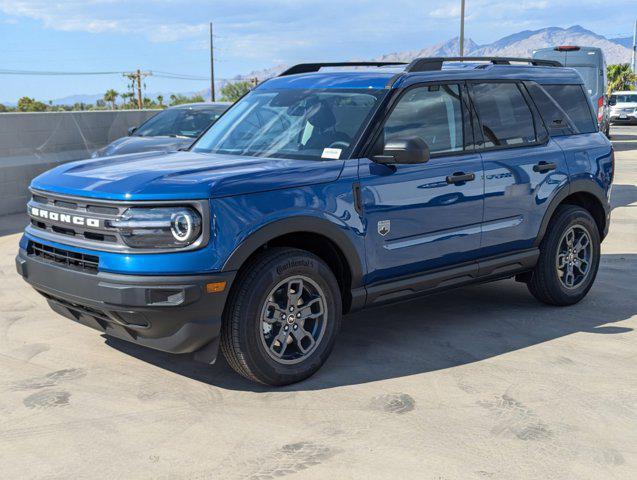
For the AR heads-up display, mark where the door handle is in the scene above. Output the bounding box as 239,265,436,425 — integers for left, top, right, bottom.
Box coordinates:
446,172,475,184
533,161,557,173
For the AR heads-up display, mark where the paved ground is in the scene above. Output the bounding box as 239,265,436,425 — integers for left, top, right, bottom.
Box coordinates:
0,126,636,480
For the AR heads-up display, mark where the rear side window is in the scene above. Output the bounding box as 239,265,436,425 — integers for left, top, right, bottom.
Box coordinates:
525,83,576,136
542,85,596,134
471,83,536,148
382,84,465,155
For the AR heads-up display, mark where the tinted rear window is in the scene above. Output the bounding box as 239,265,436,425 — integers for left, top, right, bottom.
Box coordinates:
472,83,536,148
542,85,596,134
525,83,576,136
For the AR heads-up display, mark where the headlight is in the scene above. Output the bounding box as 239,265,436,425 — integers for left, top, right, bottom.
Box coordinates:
108,207,202,248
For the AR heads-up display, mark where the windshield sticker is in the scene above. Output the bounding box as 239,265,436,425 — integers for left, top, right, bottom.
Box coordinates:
321,148,342,159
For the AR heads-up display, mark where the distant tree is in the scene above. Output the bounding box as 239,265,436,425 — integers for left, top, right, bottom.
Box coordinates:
0,103,7,112
72,102,91,111
103,89,119,109
96,99,106,108
168,93,205,106
156,95,164,107
120,92,135,109
220,81,253,102
17,96,48,112
143,97,159,109
607,64,636,94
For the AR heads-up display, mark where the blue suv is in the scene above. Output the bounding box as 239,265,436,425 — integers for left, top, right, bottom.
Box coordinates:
16,57,614,385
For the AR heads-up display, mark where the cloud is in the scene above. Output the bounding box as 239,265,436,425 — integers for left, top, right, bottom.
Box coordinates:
0,1,209,41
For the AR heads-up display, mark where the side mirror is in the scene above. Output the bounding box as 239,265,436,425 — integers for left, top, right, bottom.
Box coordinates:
373,137,430,165
127,126,138,136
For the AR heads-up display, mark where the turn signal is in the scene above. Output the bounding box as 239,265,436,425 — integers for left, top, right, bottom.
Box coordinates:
206,281,227,293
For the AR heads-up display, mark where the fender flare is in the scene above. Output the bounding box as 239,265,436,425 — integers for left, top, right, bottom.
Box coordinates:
221,216,365,288
534,179,610,246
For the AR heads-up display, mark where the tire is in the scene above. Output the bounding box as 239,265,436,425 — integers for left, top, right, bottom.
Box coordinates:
527,205,600,306
220,247,342,385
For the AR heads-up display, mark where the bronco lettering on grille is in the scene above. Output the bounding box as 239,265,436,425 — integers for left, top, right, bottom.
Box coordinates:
30,207,101,228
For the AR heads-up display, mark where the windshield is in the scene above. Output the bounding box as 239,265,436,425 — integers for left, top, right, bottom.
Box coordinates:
192,88,385,160
135,106,226,138
610,94,637,105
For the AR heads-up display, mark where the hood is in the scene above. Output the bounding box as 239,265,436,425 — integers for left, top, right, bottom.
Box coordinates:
93,136,194,157
31,150,345,201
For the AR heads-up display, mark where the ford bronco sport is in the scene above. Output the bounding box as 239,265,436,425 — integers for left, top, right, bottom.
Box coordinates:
16,57,614,385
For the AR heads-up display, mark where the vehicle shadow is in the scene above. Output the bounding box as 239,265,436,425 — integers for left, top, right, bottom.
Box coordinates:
611,184,637,210
610,128,637,153
105,252,636,392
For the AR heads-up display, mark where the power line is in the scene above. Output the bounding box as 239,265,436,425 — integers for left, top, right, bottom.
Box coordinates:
0,69,124,75
0,68,209,80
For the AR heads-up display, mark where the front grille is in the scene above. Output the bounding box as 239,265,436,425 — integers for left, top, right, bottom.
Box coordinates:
26,189,209,254
27,190,126,248
28,241,99,273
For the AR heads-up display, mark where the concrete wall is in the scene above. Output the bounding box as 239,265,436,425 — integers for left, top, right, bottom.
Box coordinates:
0,110,159,216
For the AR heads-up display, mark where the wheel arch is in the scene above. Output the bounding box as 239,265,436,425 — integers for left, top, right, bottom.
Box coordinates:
535,180,610,246
222,217,366,313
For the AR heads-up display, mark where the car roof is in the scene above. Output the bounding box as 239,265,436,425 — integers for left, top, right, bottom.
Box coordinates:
259,63,584,91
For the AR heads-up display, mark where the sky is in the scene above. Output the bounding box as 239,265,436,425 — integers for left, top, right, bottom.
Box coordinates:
0,0,635,103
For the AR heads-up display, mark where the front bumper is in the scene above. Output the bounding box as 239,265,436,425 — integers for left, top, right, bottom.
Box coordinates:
609,111,637,123
16,248,235,363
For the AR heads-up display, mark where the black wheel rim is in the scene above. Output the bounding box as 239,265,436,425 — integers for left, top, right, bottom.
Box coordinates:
259,275,327,364
556,225,593,289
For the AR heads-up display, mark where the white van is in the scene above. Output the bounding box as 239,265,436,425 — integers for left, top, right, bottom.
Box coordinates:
609,91,637,124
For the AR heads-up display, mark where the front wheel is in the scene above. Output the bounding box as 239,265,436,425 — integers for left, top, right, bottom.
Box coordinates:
220,248,341,385
527,205,600,306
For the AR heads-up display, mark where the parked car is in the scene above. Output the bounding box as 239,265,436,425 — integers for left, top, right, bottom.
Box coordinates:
533,46,610,137
17,57,613,386
91,102,230,158
609,91,637,124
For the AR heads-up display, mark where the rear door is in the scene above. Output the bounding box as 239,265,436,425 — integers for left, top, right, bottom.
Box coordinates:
359,82,485,285
470,81,569,257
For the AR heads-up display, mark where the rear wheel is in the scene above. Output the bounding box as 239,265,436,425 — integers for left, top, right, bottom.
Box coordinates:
220,248,341,385
527,205,600,306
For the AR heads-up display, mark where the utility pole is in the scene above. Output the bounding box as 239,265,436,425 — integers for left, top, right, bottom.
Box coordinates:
210,22,216,102
632,19,637,83
459,0,466,57
123,70,151,109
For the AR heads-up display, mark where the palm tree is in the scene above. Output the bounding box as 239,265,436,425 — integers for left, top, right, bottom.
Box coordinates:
120,92,134,109
607,64,636,95
156,95,164,108
103,89,119,110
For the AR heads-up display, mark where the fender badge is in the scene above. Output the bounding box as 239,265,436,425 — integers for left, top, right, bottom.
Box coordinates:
378,220,391,236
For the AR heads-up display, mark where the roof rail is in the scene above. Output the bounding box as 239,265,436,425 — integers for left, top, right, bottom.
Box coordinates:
406,56,562,72
279,62,407,76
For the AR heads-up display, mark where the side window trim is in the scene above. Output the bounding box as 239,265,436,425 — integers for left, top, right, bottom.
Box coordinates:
522,81,579,137
518,82,549,144
467,79,547,153
362,81,474,161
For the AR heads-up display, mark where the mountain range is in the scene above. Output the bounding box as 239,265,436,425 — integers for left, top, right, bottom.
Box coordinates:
236,25,634,83
5,25,634,106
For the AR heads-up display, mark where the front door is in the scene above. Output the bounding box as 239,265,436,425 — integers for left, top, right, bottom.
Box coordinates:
359,82,485,285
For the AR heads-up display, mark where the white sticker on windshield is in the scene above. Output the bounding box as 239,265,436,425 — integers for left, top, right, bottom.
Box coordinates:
322,148,342,159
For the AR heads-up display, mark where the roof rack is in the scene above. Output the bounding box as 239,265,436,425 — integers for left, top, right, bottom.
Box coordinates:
406,56,562,72
279,62,407,76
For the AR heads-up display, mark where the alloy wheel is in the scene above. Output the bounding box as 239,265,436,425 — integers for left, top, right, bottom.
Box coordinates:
556,224,593,289
259,275,327,364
